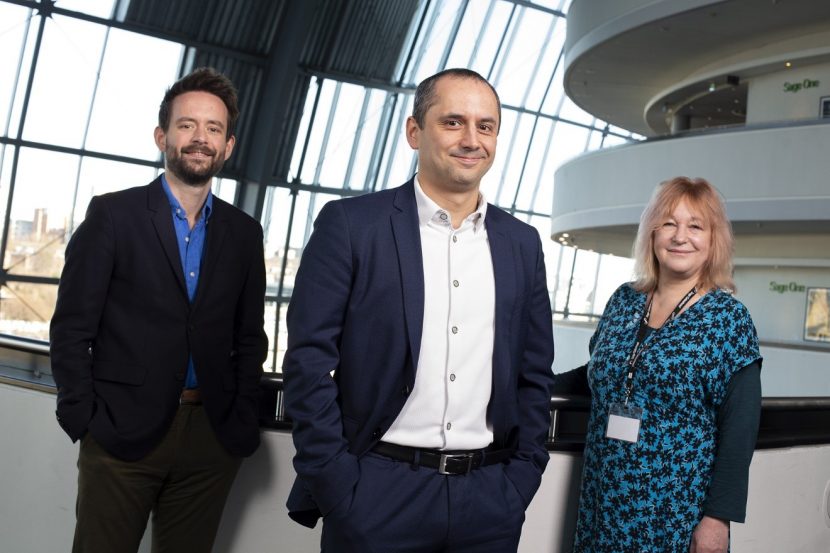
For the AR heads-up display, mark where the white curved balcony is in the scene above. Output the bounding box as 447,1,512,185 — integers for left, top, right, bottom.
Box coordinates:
552,120,830,263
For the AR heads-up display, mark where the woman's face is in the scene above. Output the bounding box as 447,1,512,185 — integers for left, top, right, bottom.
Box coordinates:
652,198,711,284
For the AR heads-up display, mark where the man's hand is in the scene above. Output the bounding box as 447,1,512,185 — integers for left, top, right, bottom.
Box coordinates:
689,515,729,553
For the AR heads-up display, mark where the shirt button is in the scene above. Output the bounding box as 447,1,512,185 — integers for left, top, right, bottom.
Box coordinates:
452,280,459,287
446,422,452,431
452,235,457,243
439,213,448,221
449,374,456,382
451,326,458,334
184,236,190,243
189,271,196,278
176,208,181,214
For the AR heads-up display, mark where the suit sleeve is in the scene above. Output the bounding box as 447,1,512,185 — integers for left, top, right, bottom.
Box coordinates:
49,196,115,441
503,232,556,506
232,223,268,425
283,201,359,518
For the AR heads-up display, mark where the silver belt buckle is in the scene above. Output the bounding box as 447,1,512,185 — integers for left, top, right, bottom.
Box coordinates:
438,453,473,475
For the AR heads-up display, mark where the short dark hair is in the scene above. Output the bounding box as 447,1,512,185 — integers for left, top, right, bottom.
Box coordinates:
411,68,501,132
158,67,239,138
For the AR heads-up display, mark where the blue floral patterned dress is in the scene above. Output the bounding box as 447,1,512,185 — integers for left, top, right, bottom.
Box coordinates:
572,284,761,553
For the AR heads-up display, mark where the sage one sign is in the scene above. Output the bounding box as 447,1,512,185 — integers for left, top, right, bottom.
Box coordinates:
769,281,806,293
783,78,820,93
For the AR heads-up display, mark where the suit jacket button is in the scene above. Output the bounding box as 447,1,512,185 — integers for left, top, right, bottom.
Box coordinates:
371,428,381,440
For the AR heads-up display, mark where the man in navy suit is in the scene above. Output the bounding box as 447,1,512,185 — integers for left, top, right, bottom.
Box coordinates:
50,68,267,553
284,68,556,552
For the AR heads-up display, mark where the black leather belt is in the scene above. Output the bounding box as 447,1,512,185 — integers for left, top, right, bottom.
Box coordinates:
371,441,513,475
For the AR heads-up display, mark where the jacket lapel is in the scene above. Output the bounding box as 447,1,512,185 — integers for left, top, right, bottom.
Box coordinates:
148,178,188,299
192,199,228,310
391,181,425,372
485,211,517,394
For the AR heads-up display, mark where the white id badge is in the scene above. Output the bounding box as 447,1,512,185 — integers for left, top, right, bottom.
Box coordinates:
605,403,643,443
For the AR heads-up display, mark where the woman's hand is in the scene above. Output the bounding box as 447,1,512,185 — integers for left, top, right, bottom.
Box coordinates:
689,515,729,553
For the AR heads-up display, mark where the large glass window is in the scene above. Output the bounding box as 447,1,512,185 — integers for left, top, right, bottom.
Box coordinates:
0,0,637,371
0,2,209,344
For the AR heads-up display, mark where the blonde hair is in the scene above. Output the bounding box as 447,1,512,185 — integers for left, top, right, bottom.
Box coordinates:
632,176,735,293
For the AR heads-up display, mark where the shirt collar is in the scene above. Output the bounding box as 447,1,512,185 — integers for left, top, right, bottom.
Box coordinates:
413,176,487,232
161,173,213,221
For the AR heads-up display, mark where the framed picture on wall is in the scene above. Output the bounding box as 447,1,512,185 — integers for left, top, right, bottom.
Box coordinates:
821,96,830,118
804,287,830,343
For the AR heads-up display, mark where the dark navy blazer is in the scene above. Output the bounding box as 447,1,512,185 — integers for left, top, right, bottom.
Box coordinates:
50,178,268,461
284,179,555,528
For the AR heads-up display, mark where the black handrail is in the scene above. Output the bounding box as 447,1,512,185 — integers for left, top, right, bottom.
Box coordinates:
258,376,830,451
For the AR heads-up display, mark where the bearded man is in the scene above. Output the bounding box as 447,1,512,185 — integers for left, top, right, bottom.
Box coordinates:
50,67,267,553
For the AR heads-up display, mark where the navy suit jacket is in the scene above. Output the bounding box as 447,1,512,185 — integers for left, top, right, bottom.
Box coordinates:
50,177,268,461
284,180,555,527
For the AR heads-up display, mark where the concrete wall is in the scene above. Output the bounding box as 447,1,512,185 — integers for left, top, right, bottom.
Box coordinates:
2,382,829,552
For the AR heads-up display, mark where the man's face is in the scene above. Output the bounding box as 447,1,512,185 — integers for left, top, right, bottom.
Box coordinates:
154,91,235,187
406,77,499,194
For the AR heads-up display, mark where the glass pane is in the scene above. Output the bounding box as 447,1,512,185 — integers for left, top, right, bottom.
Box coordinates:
5,148,80,277
0,145,13,239
493,111,535,207
548,123,591,173
263,300,289,373
55,0,116,19
407,0,464,84
5,5,37,139
0,3,32,137
299,79,336,185
514,117,553,212
0,282,57,340
22,15,107,147
71,156,158,230
533,129,558,214
261,186,294,295
525,17,565,111
541,55,566,116
567,249,600,318
552,245,575,314
443,0,525,78
289,191,342,250
479,108,516,202
376,94,416,190
491,8,554,108
318,82,366,189
529,214,560,295
288,78,319,182
346,89,385,191
85,29,182,160
558,96,596,127
213,178,237,204
594,254,634,314
444,0,492,69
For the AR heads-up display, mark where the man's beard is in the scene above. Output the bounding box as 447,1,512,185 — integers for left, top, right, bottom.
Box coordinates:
165,144,225,187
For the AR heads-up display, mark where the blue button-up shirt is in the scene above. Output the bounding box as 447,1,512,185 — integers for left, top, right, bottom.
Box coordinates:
161,175,213,389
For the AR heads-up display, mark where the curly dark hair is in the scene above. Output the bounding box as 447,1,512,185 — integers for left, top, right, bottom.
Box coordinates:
158,67,239,138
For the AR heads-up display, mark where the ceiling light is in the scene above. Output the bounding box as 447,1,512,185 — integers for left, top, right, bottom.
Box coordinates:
785,62,792,68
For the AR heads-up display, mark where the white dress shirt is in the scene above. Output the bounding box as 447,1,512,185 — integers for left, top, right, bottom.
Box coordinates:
382,178,496,450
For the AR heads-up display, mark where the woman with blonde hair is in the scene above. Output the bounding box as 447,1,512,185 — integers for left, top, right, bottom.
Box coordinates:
565,177,762,553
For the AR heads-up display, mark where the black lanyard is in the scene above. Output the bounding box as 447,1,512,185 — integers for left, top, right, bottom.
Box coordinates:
623,287,697,403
